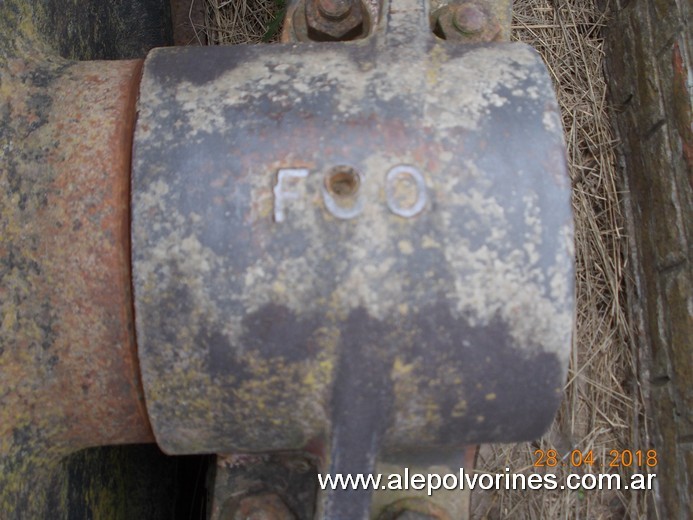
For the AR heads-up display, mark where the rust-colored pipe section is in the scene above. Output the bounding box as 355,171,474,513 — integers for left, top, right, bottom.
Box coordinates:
0,12,153,516
37,59,154,447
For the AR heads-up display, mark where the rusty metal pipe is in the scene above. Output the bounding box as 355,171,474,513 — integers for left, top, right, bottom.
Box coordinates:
1,7,154,517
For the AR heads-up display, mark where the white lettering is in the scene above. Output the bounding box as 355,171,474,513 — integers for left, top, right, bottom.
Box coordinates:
273,168,309,222
385,165,427,218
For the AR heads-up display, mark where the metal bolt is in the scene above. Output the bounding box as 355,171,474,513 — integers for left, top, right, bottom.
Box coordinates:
433,1,501,42
317,0,353,21
303,0,365,41
221,493,295,520
452,4,487,35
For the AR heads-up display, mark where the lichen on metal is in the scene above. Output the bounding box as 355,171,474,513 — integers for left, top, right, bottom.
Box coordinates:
132,0,573,518
0,1,153,517
1,0,574,517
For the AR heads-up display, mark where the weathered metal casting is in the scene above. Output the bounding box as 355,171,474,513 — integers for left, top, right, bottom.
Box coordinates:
132,0,573,518
283,0,512,43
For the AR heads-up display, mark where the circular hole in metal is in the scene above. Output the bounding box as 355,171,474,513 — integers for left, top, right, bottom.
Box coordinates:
326,166,360,197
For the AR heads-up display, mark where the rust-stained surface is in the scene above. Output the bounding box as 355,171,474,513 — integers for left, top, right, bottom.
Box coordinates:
134,0,572,454
0,2,153,517
1,0,573,518
210,454,318,520
432,1,503,43
304,0,367,41
283,0,512,43
430,0,511,42
133,0,573,518
371,447,477,519
283,0,381,42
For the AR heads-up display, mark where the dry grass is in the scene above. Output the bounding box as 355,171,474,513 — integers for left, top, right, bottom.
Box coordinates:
474,1,651,518
200,0,283,44
200,0,651,518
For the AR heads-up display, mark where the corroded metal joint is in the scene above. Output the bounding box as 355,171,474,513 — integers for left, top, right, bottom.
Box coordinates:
433,1,502,42
303,0,366,41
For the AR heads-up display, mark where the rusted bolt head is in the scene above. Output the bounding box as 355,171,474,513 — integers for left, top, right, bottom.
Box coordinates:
221,493,295,520
452,4,487,34
305,0,365,41
433,1,501,42
317,0,352,20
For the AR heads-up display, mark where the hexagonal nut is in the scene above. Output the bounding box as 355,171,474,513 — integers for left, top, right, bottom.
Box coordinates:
433,1,501,43
305,0,365,41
